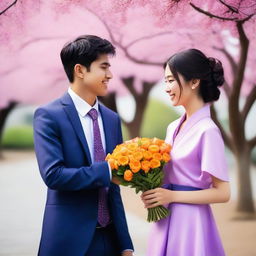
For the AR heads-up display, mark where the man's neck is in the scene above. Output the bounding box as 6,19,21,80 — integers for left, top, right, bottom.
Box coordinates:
70,84,96,107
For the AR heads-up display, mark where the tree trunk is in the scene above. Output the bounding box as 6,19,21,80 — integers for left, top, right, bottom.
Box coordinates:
98,92,117,113
0,101,18,158
126,96,148,138
236,146,255,213
121,78,155,139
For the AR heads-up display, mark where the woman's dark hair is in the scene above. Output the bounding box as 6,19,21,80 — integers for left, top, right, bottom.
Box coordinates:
164,48,224,102
60,35,116,83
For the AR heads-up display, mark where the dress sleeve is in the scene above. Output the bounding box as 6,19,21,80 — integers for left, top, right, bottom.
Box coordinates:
200,128,229,182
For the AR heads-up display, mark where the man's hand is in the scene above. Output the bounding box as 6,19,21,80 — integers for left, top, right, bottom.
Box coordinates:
122,250,134,256
111,176,121,185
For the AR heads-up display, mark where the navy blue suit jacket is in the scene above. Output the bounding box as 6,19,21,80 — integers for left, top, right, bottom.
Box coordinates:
33,93,133,256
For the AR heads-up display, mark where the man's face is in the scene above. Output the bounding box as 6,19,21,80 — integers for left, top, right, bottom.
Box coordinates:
81,54,113,97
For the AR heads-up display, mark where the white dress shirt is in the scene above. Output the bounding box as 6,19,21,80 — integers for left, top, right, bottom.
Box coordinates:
68,87,111,178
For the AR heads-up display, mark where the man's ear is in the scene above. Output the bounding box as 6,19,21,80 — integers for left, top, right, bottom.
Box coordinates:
191,79,200,90
74,64,86,79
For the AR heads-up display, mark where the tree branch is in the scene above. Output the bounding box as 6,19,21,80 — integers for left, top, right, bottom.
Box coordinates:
190,3,237,21
222,81,231,98
241,13,256,23
218,0,238,14
210,105,233,151
126,31,173,49
85,7,163,66
0,0,18,15
19,36,67,50
231,21,249,104
213,46,237,78
242,85,256,123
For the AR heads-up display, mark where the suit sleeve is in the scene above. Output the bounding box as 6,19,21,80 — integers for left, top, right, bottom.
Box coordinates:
33,107,110,191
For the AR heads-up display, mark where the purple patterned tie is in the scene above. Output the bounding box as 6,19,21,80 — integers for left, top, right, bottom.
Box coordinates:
88,108,110,227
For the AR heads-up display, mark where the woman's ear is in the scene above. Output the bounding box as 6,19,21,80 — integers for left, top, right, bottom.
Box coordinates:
74,64,85,79
191,79,200,90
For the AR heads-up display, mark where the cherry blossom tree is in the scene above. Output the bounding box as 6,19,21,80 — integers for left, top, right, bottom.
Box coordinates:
0,0,164,151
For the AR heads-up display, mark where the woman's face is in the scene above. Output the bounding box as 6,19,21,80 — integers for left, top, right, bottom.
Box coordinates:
164,64,194,107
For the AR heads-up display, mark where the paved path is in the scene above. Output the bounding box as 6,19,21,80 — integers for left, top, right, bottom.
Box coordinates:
1,152,256,256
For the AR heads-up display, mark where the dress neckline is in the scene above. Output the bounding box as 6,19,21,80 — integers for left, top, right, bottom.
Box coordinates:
172,104,211,144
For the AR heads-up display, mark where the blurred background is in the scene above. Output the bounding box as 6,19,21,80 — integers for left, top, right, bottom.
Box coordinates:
0,0,256,255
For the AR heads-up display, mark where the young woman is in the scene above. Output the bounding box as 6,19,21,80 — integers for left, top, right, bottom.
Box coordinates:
142,49,230,256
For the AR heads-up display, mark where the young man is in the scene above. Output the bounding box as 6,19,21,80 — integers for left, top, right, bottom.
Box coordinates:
33,35,134,256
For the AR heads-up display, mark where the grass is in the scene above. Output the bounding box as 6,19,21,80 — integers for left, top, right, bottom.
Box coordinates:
1,126,34,149
122,98,179,140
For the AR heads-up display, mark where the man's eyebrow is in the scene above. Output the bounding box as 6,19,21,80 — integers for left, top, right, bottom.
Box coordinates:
165,75,173,79
100,62,111,67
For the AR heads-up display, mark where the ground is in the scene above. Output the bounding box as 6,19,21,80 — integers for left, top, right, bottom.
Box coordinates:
0,150,255,256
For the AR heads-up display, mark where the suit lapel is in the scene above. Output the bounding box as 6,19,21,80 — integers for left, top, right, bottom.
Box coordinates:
61,93,92,164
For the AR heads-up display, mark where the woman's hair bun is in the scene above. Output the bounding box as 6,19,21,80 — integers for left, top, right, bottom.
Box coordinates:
208,57,225,87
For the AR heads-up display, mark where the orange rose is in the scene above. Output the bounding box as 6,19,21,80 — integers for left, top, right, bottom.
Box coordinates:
117,156,129,166
140,138,151,150
127,143,138,151
148,144,160,153
105,153,112,161
132,151,144,161
143,151,153,160
160,143,172,154
150,159,161,169
141,160,151,173
124,170,133,181
153,152,162,161
113,152,123,160
108,159,119,170
120,146,128,155
152,137,164,146
162,152,171,162
129,160,141,173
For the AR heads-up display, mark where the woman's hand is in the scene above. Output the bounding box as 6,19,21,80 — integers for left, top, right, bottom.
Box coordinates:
141,188,173,208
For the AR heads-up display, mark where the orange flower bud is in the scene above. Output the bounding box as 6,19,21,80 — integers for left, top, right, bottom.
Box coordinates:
143,151,153,160
127,143,138,151
105,153,112,161
141,160,151,173
150,159,161,169
108,159,118,170
117,156,129,166
148,144,160,153
153,152,162,161
140,138,151,149
113,152,122,160
152,137,164,146
129,160,141,173
160,143,172,154
124,170,133,181
162,152,171,162
132,151,144,161
120,146,128,155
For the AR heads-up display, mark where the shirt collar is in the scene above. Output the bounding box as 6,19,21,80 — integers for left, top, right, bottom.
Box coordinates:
68,87,99,117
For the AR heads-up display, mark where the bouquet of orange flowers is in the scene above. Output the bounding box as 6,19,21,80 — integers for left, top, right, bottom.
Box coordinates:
106,137,171,222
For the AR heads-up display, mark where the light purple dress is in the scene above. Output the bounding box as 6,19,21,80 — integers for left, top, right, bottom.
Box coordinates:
147,104,229,256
